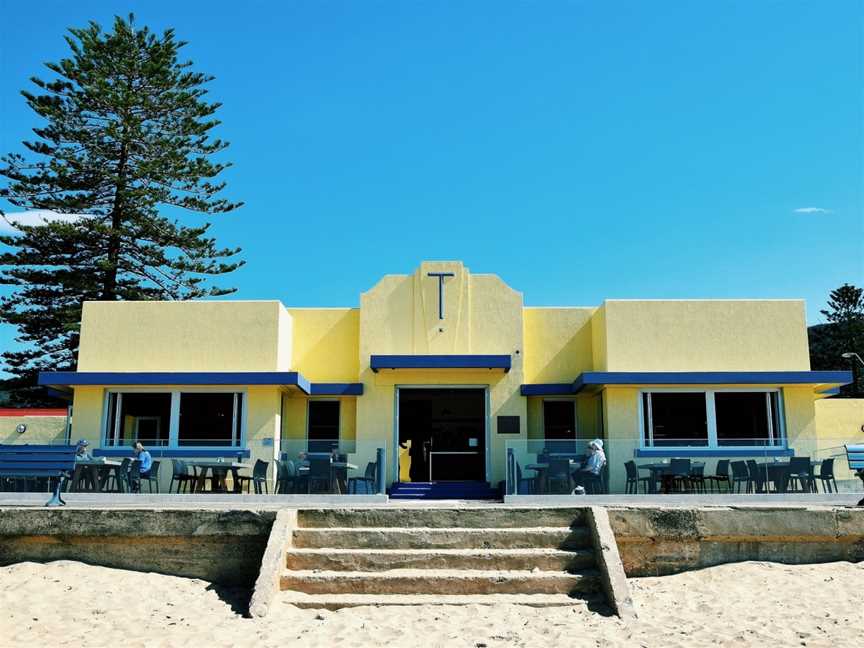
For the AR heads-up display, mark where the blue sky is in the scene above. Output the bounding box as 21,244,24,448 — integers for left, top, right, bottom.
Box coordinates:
1,0,862,360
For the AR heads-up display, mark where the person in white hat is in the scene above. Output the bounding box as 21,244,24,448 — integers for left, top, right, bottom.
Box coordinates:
572,439,607,493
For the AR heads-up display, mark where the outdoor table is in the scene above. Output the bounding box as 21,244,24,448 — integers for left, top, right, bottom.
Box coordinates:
754,460,822,493
185,460,250,494
525,460,580,494
297,461,358,494
638,462,706,494
71,459,124,493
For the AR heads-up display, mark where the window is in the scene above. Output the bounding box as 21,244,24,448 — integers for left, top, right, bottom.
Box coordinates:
715,391,780,446
641,389,784,449
179,393,242,446
642,392,708,446
104,390,244,448
543,400,576,439
105,393,171,446
308,401,339,452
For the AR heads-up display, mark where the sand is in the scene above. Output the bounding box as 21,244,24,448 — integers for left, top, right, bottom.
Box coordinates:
0,560,861,647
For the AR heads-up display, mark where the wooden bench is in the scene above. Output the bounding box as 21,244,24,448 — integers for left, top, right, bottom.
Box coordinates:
844,444,864,506
0,444,77,506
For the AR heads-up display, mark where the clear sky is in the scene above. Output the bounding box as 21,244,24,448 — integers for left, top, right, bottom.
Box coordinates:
1,1,862,358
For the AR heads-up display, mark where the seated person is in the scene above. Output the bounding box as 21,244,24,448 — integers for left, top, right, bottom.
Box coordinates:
132,442,153,492
74,439,92,461
571,439,606,493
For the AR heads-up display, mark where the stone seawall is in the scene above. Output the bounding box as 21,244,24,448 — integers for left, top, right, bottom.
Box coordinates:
0,508,274,586
608,506,864,576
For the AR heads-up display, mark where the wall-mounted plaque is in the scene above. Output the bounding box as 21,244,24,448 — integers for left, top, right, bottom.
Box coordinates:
497,415,520,435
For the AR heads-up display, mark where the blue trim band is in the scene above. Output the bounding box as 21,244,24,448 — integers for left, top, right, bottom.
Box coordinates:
572,370,853,393
634,447,794,458
520,384,574,396
38,371,364,397
93,448,251,459
370,355,511,373
309,383,364,396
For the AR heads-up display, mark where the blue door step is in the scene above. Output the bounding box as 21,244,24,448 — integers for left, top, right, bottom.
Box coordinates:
388,481,502,500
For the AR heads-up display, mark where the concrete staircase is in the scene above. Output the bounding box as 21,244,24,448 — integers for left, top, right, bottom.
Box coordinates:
280,507,605,609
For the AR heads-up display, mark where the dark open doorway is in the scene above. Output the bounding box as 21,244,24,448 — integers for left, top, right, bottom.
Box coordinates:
397,388,486,482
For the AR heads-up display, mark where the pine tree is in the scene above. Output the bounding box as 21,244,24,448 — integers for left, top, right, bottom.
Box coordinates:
0,15,243,404
809,283,864,397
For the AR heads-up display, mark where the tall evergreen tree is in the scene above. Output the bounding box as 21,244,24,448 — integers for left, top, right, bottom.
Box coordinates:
0,15,243,404
809,283,864,397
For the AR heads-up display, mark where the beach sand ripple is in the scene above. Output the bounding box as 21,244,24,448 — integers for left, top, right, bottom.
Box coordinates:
0,560,861,647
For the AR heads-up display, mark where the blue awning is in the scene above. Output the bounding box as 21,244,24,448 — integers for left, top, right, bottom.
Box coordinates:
521,370,853,396
38,371,363,397
370,354,511,373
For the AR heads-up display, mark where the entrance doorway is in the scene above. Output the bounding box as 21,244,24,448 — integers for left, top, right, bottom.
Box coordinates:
397,388,486,482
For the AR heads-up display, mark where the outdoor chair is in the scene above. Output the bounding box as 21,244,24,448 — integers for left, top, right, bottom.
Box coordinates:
514,462,537,495
546,458,572,494
704,459,731,493
815,457,837,493
624,460,650,494
307,455,334,494
788,456,815,493
169,459,194,494
110,458,131,493
141,460,160,493
746,460,767,493
237,459,269,494
348,461,378,494
688,464,707,493
127,460,141,494
665,459,691,493
730,460,750,493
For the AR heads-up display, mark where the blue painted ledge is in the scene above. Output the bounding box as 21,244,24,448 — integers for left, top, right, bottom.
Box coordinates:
634,447,793,458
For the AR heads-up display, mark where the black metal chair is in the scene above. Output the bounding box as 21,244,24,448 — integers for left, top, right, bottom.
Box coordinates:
348,461,377,494
514,462,537,495
746,460,767,493
665,459,691,493
788,456,815,493
307,455,334,493
730,460,750,492
547,458,572,494
688,464,707,493
704,459,731,493
141,460,160,493
169,459,193,494
815,457,837,493
127,460,141,494
624,460,650,494
237,459,269,494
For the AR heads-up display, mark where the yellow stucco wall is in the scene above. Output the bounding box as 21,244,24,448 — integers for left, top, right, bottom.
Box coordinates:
287,308,359,381
0,414,67,445
815,398,864,483
600,300,810,371
77,300,291,371
523,307,595,383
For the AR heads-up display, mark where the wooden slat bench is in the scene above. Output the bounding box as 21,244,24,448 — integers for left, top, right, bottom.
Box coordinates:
0,444,77,506
844,444,864,506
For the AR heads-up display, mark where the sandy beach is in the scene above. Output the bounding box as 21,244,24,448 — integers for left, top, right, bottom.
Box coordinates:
0,560,861,647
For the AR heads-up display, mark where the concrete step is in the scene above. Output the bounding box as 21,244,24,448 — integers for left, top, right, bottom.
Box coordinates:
278,591,605,610
285,547,596,572
291,526,591,550
296,507,588,529
280,568,602,596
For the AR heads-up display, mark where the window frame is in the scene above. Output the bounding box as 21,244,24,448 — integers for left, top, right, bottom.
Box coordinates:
102,387,247,449
638,387,786,451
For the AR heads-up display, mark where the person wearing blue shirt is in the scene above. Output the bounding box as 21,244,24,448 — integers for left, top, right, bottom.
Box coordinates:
134,442,153,480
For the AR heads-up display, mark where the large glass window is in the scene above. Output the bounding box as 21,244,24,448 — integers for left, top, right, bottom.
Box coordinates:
104,391,244,448
543,400,576,439
308,400,340,452
642,392,708,446
105,393,172,446
715,391,780,446
641,389,784,448
178,393,242,446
